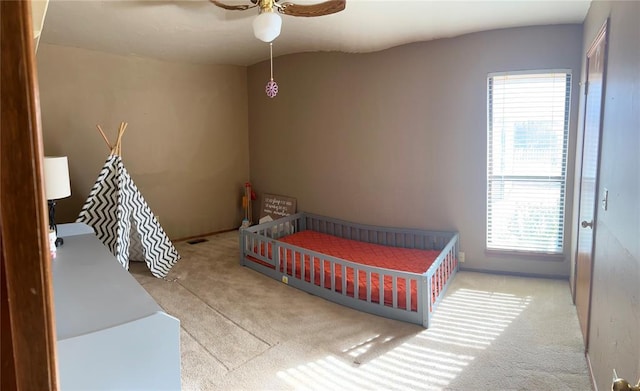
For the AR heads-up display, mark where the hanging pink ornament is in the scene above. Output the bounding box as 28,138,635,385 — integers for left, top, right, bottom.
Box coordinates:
266,79,278,98
264,42,278,98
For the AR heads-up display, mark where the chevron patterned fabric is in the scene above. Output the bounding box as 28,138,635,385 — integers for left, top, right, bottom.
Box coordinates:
77,154,180,278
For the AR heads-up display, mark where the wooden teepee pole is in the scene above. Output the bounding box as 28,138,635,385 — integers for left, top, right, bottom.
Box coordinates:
114,122,127,157
96,125,113,151
95,122,128,156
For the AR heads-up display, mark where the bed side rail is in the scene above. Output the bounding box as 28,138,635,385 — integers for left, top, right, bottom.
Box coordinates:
302,213,455,251
244,212,305,239
423,233,459,327
286,242,428,325
240,213,300,267
241,232,427,325
240,213,304,266
239,212,460,328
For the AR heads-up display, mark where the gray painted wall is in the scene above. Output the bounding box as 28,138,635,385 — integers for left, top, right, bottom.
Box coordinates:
248,25,583,277
37,44,250,239
574,1,640,389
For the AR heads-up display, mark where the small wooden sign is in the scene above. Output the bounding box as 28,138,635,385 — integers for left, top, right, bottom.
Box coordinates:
260,193,296,220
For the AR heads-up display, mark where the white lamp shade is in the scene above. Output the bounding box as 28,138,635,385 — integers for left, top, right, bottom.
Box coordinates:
252,11,282,43
44,156,71,200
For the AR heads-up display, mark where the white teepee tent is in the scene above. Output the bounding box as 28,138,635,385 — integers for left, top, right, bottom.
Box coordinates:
77,122,180,278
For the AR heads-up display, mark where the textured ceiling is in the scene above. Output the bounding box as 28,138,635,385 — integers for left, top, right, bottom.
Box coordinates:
40,0,591,66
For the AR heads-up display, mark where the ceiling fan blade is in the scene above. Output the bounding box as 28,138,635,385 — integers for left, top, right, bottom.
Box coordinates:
209,0,258,11
277,0,346,17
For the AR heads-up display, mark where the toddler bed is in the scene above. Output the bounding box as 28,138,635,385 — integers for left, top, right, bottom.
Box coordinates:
240,212,459,328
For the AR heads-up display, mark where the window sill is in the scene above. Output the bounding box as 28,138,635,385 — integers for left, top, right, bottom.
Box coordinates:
485,249,565,262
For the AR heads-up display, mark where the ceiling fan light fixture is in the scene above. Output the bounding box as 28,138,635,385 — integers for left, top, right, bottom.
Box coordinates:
252,11,282,42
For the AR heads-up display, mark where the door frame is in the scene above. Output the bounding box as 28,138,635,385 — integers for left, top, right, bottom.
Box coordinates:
572,19,609,352
0,1,59,389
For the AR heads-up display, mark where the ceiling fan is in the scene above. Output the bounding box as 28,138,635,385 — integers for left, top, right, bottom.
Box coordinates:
210,0,346,42
210,0,345,98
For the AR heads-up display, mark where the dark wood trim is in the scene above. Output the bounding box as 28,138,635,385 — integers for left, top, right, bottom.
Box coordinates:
1,232,18,391
173,228,239,243
1,1,59,390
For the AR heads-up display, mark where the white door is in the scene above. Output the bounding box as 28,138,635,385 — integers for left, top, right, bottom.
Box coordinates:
574,22,608,349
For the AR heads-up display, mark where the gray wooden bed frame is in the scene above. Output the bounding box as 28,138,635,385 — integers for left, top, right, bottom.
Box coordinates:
239,212,459,328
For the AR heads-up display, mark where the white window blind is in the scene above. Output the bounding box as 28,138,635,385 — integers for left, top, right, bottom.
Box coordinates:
487,71,571,254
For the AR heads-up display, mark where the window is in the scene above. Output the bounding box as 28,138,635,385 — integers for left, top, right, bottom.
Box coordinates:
487,71,571,254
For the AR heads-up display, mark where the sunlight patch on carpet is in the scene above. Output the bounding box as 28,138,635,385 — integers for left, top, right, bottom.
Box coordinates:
341,334,381,359
419,288,532,349
276,287,532,389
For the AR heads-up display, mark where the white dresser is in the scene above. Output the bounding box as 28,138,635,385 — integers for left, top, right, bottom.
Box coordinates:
52,224,181,390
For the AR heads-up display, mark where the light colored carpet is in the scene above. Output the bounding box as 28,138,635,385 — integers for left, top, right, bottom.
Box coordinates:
129,231,592,391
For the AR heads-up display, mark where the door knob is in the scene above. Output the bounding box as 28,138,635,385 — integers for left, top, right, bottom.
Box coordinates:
612,369,640,391
581,220,594,229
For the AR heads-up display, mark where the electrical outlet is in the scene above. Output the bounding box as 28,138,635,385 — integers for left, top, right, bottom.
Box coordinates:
459,251,466,263
281,275,288,284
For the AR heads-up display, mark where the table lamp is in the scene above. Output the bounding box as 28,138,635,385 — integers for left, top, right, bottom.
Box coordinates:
44,156,71,246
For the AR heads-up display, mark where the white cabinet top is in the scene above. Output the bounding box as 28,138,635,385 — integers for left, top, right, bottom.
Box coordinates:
52,225,162,340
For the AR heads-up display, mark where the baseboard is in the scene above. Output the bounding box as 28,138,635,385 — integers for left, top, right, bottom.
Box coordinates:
173,228,238,243
458,266,569,280
586,352,597,391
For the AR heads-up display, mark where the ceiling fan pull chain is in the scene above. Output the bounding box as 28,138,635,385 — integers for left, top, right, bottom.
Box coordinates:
266,42,278,98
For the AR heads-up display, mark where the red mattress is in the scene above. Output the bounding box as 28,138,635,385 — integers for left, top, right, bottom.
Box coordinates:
249,231,442,311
